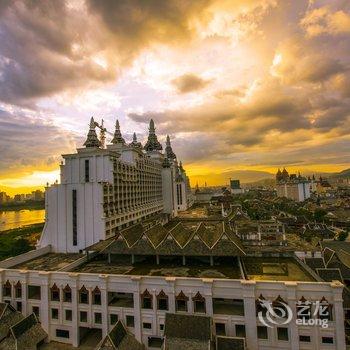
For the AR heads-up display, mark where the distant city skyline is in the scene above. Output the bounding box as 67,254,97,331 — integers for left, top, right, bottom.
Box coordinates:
1,1,350,193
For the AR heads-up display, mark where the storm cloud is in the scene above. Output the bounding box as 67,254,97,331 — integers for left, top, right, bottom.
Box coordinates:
1,0,350,185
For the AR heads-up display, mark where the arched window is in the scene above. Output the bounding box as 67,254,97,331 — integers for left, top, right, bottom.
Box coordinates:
79,285,89,304
3,280,11,298
15,281,22,299
176,291,189,312
157,290,168,311
318,297,332,321
63,284,72,303
50,283,60,302
273,295,288,319
193,292,206,313
92,286,101,305
296,296,311,320
255,294,267,317
141,289,153,309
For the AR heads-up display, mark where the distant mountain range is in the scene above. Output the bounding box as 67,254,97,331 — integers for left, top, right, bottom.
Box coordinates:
330,168,350,178
242,167,350,187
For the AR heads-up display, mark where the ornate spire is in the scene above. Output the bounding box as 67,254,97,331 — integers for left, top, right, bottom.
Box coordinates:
111,119,125,144
165,135,176,160
150,119,155,132
179,161,184,171
129,132,143,150
84,117,101,148
144,119,163,152
162,156,171,168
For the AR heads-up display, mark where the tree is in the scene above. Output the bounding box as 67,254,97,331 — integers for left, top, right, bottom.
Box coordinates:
314,209,327,222
338,231,348,241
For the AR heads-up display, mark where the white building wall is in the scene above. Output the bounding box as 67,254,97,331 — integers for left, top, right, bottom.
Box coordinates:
39,150,109,253
39,144,193,253
161,167,176,216
0,269,345,350
277,182,311,202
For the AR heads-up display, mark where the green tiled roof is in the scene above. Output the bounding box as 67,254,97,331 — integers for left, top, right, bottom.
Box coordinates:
316,268,343,282
0,311,47,350
145,223,169,248
164,313,212,342
121,224,144,247
196,222,223,249
103,219,246,257
0,303,22,342
216,336,246,350
170,222,196,248
98,321,144,350
165,338,209,350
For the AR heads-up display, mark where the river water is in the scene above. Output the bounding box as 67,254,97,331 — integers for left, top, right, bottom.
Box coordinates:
0,209,45,232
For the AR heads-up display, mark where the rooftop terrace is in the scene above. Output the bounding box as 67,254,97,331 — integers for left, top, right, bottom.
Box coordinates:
74,256,243,279
4,251,316,282
242,257,314,282
176,205,220,219
11,253,82,271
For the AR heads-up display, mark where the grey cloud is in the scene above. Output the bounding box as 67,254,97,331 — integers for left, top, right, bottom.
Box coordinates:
0,1,116,105
0,0,216,105
86,0,211,50
0,109,77,177
172,74,212,93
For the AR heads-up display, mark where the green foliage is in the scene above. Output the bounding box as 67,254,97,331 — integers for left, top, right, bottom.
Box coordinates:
0,200,44,211
338,231,348,241
0,223,44,260
314,208,327,222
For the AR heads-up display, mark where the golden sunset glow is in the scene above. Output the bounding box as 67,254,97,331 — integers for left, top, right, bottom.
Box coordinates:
1,0,350,193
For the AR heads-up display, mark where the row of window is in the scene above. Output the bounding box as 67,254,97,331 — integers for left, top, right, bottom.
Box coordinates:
2,283,333,321
6,300,335,346
216,323,334,344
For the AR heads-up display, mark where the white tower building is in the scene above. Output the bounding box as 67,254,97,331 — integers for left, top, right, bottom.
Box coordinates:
39,118,193,253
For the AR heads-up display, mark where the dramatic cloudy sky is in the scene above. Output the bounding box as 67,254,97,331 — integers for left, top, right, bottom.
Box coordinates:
1,0,350,192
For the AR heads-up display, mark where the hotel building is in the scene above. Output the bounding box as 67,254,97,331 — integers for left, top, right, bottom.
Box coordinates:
0,119,346,350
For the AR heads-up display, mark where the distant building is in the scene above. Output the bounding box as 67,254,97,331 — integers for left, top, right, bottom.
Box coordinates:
316,177,332,194
229,179,244,194
13,194,26,203
0,192,8,204
276,168,311,202
32,189,44,201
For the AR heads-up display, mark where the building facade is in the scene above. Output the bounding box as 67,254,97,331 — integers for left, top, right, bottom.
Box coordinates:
0,247,345,350
0,120,347,350
38,118,193,253
276,169,311,202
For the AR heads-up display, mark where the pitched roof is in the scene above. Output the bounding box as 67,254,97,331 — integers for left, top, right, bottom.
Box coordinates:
98,321,144,350
164,313,212,342
0,303,22,342
316,268,343,282
0,313,47,350
336,249,350,269
120,224,144,247
164,338,209,350
196,222,223,249
304,258,325,270
216,336,246,350
103,220,246,256
170,222,196,248
145,223,169,248
323,247,335,266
